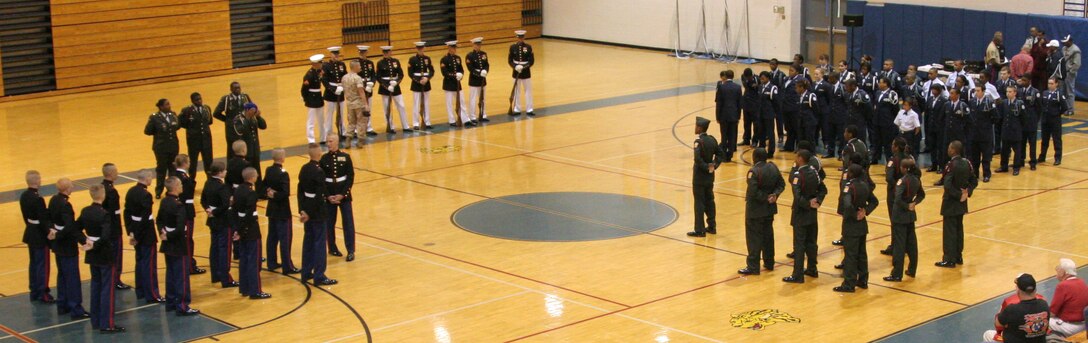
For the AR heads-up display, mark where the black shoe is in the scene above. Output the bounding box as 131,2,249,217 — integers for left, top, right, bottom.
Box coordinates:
833,286,855,293
883,276,903,282
116,283,132,290
738,141,750,146
831,240,843,246
147,297,166,304
786,252,795,259
1055,159,1062,166
249,293,272,299
40,297,56,304
480,118,490,122
72,313,91,319
511,111,521,116
100,327,126,333
425,125,434,130
1039,157,1046,163
315,279,339,286
1013,169,1020,176
386,129,396,134
996,168,1010,173
319,141,327,145
764,265,774,271
782,276,804,283
857,282,868,289
955,259,963,265
330,250,343,257
267,264,281,271
346,253,355,262
413,126,420,131
190,268,207,275
526,111,535,116
465,121,477,127
1030,164,1037,171
403,128,414,133
804,270,819,278
880,248,892,256
737,268,759,275
983,176,991,183
834,264,844,269
261,257,266,263
177,308,200,316
686,231,705,237
934,261,956,268
156,194,162,200
222,281,239,288
705,228,716,234
366,131,378,137
283,267,301,275
906,271,916,278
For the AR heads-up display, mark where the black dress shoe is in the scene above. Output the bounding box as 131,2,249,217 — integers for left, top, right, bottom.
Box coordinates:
686,231,706,237
267,264,281,271
737,268,759,275
934,261,956,268
782,276,804,283
116,283,133,290
905,271,916,278
366,131,378,137
883,276,903,282
480,118,490,122
100,327,126,333
413,126,420,131
857,282,868,289
249,293,272,299
706,228,716,234
425,125,434,129
511,111,521,116
330,250,343,257
156,194,162,200
983,176,991,183
222,281,239,288
346,253,355,262
73,313,91,319
831,240,843,246
40,297,56,304
403,128,414,133
786,252,795,259
526,111,535,116
764,265,774,271
1055,159,1062,166
1030,164,1037,171
738,141,750,146
147,297,166,304
283,267,301,275
955,259,963,265
386,129,396,134
834,264,844,269
190,268,207,275
995,168,1009,173
880,248,892,256
804,270,819,278
177,308,200,316
315,279,339,286
1039,157,1046,163
1013,169,1020,176
833,286,855,293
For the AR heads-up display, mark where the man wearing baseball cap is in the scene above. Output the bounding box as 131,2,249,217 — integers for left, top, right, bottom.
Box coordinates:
984,273,1050,342
1062,35,1081,115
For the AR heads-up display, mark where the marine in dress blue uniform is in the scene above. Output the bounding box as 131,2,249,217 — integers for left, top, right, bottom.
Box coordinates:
264,151,299,274
78,185,124,332
233,169,271,299
299,144,339,286
125,172,164,303
20,171,54,303
48,180,89,318
157,178,200,315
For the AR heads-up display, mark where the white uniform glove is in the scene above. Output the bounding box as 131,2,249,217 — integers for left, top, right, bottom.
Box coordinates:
480,70,488,77
335,86,344,95
389,80,398,86
387,85,395,92
365,81,374,93
515,65,524,72
456,72,463,81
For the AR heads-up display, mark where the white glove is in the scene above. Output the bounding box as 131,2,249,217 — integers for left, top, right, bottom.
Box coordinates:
365,85,373,93
366,81,374,87
515,65,524,72
387,85,395,92
456,72,463,81
390,80,398,87
480,70,488,77
335,86,344,95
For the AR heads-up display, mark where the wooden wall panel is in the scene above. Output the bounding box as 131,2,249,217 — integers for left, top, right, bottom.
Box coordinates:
0,43,4,97
50,0,232,89
272,0,341,63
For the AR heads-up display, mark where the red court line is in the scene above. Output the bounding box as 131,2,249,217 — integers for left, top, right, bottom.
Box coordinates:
357,232,631,308
0,324,36,343
914,177,1088,229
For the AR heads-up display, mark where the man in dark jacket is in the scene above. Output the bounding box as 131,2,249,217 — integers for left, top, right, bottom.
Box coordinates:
834,164,879,293
264,149,299,274
144,99,180,199
885,158,924,282
716,70,742,161
49,178,88,318
739,148,785,275
936,141,978,268
125,170,163,303
688,117,724,238
158,177,200,315
21,170,54,303
783,150,827,283
201,161,237,288
299,144,339,286
80,185,124,332
234,168,271,299
178,92,214,176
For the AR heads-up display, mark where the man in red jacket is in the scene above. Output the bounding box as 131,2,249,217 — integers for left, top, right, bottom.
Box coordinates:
1049,258,1088,338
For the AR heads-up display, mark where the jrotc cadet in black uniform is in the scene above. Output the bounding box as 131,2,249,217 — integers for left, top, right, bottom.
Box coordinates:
885,158,924,282
234,168,271,299
213,82,254,157
21,170,54,303
812,69,833,153
740,68,760,146
321,136,357,260
1017,75,1041,170
125,170,164,303
157,177,200,315
264,149,299,274
925,84,950,171
715,70,742,161
1039,78,1069,165
323,47,348,140
201,162,237,288
825,72,848,158
178,92,214,176
48,178,89,318
942,89,973,180
797,79,819,144
874,77,901,163
969,85,998,182
936,141,978,268
781,66,803,152
857,63,878,142
442,40,474,127
768,60,787,141
841,125,870,172
78,185,124,333
998,86,1027,175
144,99,180,199
299,143,338,286
233,103,267,196
168,156,205,275
879,138,910,256
995,68,1017,155
834,164,879,293
783,150,827,284
304,54,328,144
467,37,490,123
408,42,435,129
844,79,872,143
739,148,785,275
757,72,779,156
377,46,411,133
880,59,902,91
509,30,535,115
100,164,132,290
355,46,379,136
687,117,724,237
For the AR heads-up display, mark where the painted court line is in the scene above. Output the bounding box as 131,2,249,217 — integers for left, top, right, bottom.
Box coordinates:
0,324,33,343
14,303,157,336
368,290,531,334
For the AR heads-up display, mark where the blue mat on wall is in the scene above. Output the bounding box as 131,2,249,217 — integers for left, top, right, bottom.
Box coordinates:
846,1,1088,99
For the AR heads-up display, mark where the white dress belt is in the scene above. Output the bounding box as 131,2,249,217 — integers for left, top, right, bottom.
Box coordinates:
304,192,316,198
185,199,194,204
163,226,176,232
308,89,322,93
114,210,121,215
87,236,100,242
54,225,64,230
329,82,341,86
27,219,40,224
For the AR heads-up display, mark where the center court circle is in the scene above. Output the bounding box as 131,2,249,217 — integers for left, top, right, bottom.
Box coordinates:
452,192,678,242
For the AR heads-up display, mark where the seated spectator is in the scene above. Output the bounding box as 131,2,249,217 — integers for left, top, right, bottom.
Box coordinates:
1049,258,1088,338
984,273,1049,342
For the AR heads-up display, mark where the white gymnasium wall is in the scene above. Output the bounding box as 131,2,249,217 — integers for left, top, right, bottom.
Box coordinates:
542,0,803,61
866,0,1064,16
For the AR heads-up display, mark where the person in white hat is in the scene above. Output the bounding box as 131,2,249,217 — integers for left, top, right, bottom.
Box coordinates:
1063,35,1080,115
440,41,474,127
376,46,411,133
1046,40,1067,92
407,42,433,130
466,37,490,122
508,30,535,115
303,54,326,144
322,46,348,141
355,46,379,136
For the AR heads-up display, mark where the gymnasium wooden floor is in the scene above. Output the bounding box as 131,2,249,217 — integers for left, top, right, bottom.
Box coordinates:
2,39,1088,342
